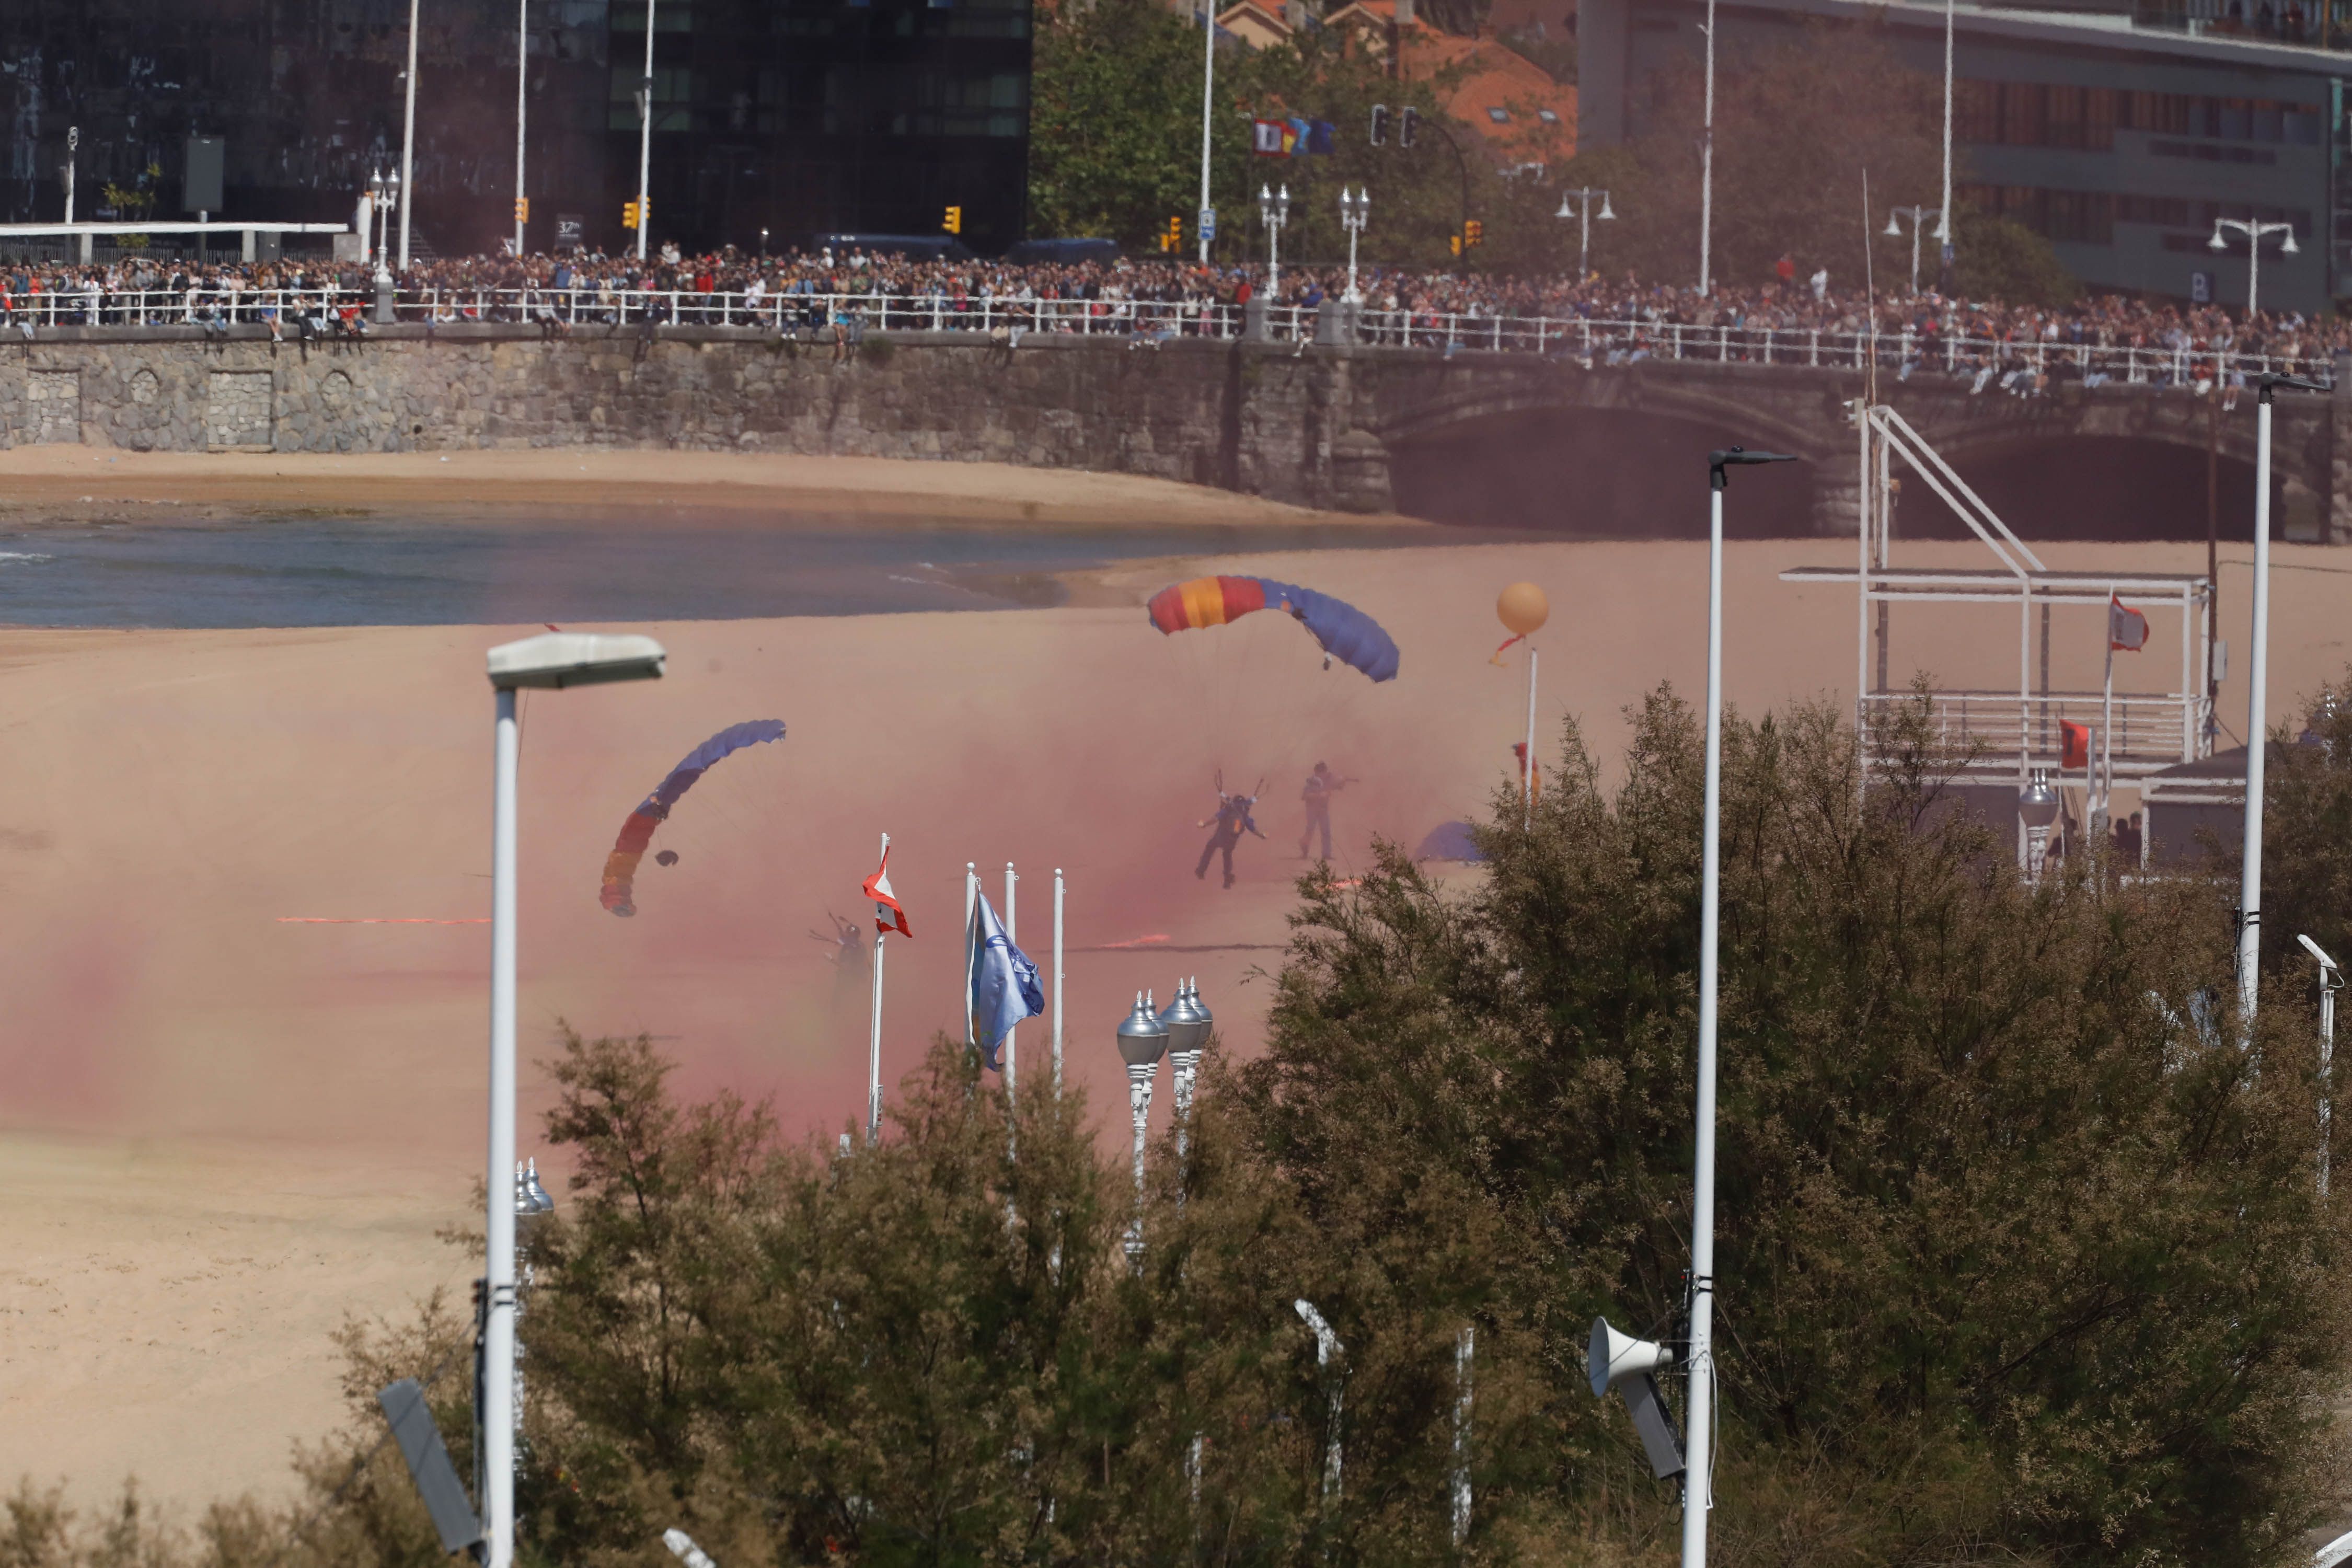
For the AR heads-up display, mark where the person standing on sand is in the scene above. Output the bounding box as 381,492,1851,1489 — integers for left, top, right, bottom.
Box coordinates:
1195,776,1264,889
1296,761,1352,861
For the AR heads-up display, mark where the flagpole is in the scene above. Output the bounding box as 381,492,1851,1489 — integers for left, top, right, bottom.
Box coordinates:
964,863,978,1052
1523,648,1539,825
1053,868,1065,1099
1004,861,1018,1097
2101,596,2115,849
868,832,887,1146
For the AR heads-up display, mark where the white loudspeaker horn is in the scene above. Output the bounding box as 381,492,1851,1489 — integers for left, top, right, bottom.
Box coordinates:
1587,1316,1675,1398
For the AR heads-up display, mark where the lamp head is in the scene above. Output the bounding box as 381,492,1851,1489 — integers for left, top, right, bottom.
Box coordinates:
2300,932,2340,971
2208,228,2228,251
1116,990,1170,1067
1555,196,1573,220
1597,191,1615,221
1708,445,1800,490
1884,213,1903,237
2018,768,2060,829
487,630,667,690
2282,230,2302,256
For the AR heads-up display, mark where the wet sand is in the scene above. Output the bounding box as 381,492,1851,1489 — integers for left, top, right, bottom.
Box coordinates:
0,497,2345,1510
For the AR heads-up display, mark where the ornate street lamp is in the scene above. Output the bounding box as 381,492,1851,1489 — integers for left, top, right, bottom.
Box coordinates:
1160,978,1213,1165
1258,183,1290,301
1116,991,1169,1258
1554,187,1613,283
2018,767,2059,885
1338,188,1369,303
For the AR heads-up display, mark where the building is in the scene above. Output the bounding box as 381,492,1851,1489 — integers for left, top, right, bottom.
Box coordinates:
0,0,1030,260
1576,0,2352,312
1296,0,1580,162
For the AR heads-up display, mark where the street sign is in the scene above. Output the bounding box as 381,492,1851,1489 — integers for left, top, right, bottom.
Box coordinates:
1199,207,1216,241
2191,270,2213,304
557,213,584,249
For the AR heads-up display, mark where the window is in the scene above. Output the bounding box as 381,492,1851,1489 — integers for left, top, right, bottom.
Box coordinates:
1487,106,1509,122
1537,108,1559,123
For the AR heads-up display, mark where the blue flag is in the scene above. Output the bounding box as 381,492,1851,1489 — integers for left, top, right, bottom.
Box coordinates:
967,891,1042,1070
1307,120,1335,155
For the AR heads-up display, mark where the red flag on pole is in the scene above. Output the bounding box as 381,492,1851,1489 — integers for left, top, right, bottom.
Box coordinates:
2060,720,2092,770
864,844,911,939
2108,594,2149,653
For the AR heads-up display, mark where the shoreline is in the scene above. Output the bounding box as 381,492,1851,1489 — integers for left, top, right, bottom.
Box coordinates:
0,446,1423,529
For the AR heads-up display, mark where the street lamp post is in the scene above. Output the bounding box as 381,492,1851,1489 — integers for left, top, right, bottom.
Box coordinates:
1685,447,1796,1568
1338,187,1369,303
1554,187,1615,283
1116,991,1169,1259
1699,0,1715,294
1882,205,1942,295
2018,768,2059,885
63,126,77,226
1159,979,1212,1168
1938,0,1954,280
1197,0,1217,263
2238,373,2324,1030
1258,183,1289,302
399,0,420,267
636,0,658,261
513,0,529,257
481,631,665,1568
2303,935,2342,1194
2208,217,2299,320
512,1158,554,1465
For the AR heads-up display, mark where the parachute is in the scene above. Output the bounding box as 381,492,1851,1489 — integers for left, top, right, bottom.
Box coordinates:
599,719,786,916
1146,576,1400,683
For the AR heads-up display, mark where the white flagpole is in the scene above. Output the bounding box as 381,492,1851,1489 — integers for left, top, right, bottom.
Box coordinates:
1004,861,1018,1097
2101,599,2116,848
867,832,887,1146
964,863,978,1051
1523,648,1539,825
1053,868,1066,1098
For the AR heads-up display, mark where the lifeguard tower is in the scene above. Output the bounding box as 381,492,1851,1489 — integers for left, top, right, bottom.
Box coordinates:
1781,404,2215,868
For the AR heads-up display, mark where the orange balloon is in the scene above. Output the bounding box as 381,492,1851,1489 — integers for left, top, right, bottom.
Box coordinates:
1496,582,1550,637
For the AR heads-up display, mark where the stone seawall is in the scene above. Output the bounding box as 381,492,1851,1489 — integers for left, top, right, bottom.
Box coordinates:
0,325,1399,515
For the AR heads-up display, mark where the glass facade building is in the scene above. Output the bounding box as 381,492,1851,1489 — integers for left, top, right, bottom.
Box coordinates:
0,0,1030,257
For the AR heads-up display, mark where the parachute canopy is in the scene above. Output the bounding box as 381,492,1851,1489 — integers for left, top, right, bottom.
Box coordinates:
600,719,786,916
1146,575,1400,683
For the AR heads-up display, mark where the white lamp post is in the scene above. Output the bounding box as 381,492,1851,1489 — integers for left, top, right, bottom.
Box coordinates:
1698,0,1715,295
513,0,529,257
1686,447,1796,1568
481,631,665,1568
1295,1299,1345,1508
1258,183,1288,302
2208,217,2299,321
1555,186,1614,282
1116,991,1168,1259
1159,979,1211,1167
2019,768,2059,885
2302,934,2342,1194
1882,205,1942,295
399,0,420,267
1938,0,1954,274
1338,187,1369,303
636,0,658,261
2237,373,2323,1030
1197,0,1217,263
63,126,77,226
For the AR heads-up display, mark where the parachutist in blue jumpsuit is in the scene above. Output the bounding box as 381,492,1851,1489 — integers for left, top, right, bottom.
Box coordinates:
1195,787,1265,889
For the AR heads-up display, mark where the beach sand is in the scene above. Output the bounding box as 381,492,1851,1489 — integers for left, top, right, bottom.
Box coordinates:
0,453,2345,1514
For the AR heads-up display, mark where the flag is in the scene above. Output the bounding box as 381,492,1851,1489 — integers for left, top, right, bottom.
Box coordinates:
1286,116,1310,154
1253,119,1284,154
1306,119,1335,155
863,844,910,939
1490,632,1527,666
2109,594,2149,653
2060,720,2091,770
967,891,1042,1070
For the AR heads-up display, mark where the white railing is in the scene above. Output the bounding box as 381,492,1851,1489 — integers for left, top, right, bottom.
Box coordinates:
0,285,2333,386
1861,688,2211,774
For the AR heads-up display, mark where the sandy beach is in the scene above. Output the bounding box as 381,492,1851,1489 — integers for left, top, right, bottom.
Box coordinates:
1,452,2346,1515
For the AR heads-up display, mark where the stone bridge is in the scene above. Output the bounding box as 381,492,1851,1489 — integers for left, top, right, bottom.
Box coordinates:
0,322,2341,540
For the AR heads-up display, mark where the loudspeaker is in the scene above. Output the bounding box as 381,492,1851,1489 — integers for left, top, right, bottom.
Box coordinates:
1587,1316,1674,1398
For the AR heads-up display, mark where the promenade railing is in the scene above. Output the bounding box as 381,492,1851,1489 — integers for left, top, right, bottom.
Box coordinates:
0,285,2333,387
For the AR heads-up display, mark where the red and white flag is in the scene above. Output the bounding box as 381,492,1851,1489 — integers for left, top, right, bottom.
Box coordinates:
2060,720,2092,771
864,843,911,939
2109,594,2149,653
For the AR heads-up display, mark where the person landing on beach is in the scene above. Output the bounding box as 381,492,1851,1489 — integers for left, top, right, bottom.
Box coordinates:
1297,762,1354,861
1195,775,1264,890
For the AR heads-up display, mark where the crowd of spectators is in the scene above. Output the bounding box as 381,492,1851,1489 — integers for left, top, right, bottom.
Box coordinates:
0,240,2335,388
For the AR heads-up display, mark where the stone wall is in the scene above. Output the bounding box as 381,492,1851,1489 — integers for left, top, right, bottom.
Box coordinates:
0,325,2343,537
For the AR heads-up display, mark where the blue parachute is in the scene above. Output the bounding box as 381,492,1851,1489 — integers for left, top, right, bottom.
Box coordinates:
601,720,787,915
1146,575,1400,683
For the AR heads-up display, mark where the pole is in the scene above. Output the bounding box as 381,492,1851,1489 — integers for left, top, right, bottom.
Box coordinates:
1909,214,1921,296
1197,0,1216,263
1684,476,1727,1568
637,0,657,262
867,832,887,1145
514,0,528,257
2240,388,2275,1026
1938,0,1954,256
1698,0,1716,295
399,0,420,268
1003,862,1018,1095
2100,611,2115,849
1450,1325,1473,1548
483,688,520,1568
63,129,75,226
1052,868,1065,1098
964,863,978,1049
1579,193,1591,281
2321,952,2339,1195
1523,648,1539,825
2249,229,2262,320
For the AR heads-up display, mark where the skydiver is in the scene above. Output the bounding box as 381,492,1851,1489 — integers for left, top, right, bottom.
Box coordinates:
809,911,864,968
1195,773,1265,890
1296,762,1356,861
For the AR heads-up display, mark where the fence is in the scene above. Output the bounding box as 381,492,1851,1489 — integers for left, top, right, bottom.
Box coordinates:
1860,688,2210,776
0,284,2334,387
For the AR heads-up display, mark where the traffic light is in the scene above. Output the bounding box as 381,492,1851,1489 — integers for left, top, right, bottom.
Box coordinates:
1163,214,1183,252
1370,103,1389,146
1465,218,1484,248
1450,233,1462,257
1399,106,1419,148
943,205,963,234
622,199,641,229
514,197,529,222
